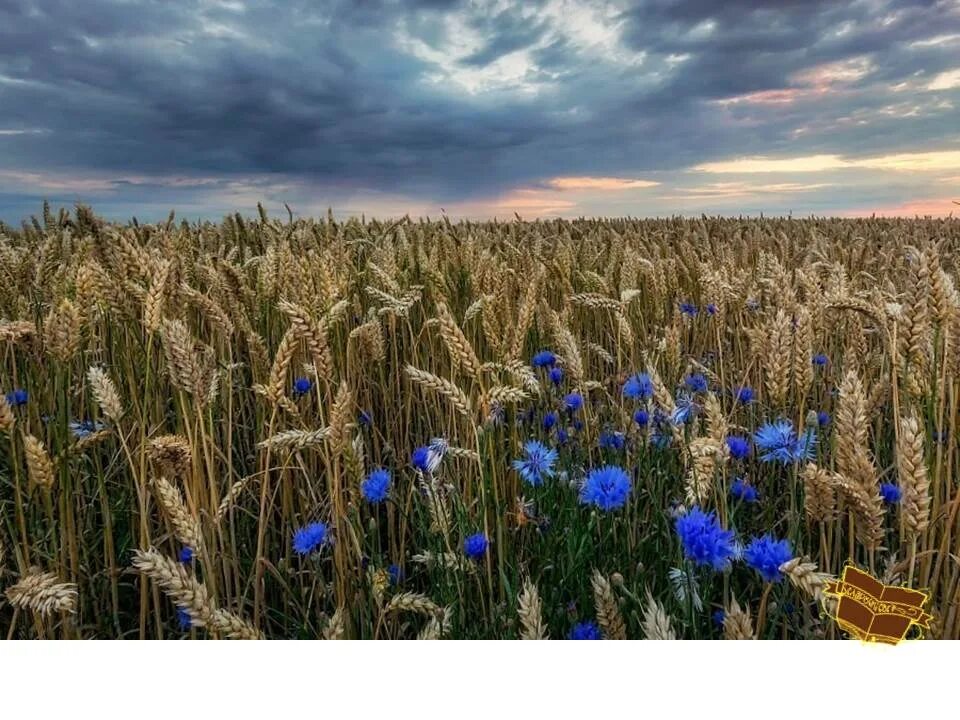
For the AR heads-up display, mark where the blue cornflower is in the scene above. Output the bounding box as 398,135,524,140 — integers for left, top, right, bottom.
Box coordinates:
598,431,626,451
817,411,830,427
557,429,569,444
743,535,792,583
572,419,584,432
706,303,718,316
712,609,726,628
359,410,372,426
685,373,708,393
542,411,558,431
5,388,28,406
812,353,829,367
730,478,759,503
179,546,194,564
177,607,193,631
679,301,698,317
532,350,557,368
579,465,632,511
411,438,447,474
361,468,391,503
880,483,902,505
412,446,430,471
568,621,602,640
292,376,313,396
563,392,583,412
549,367,564,386
463,532,489,560
753,420,816,464
735,386,755,405
387,564,403,585
726,435,751,460
675,507,737,571
512,440,558,487
670,393,697,425
69,419,105,439
622,373,653,400
292,522,329,555
633,408,650,427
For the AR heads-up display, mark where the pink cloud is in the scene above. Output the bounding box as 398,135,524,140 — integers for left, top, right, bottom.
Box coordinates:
840,198,959,217
546,176,659,190
714,57,873,107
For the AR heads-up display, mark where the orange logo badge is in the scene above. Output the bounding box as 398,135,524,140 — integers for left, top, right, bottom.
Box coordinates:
822,565,931,644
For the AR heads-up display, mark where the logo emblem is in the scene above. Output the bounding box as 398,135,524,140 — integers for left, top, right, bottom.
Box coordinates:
822,564,931,644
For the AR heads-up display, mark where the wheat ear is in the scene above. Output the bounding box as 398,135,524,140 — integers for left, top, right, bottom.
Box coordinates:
87,366,124,422
591,570,626,640
23,434,56,491
518,578,548,639
641,589,677,640
5,569,78,615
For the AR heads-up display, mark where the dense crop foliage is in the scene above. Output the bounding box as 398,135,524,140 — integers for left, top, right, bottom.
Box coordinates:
1,204,958,639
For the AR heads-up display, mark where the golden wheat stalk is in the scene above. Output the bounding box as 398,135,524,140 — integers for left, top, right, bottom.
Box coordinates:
87,366,124,422
801,462,837,523
23,434,55,491
216,476,253,522
404,365,472,417
384,592,442,618
684,437,722,505
148,435,193,477
435,302,482,379
418,606,453,640
277,299,334,384
723,597,755,640
641,589,677,640
266,327,299,403
517,578,548,639
256,428,331,451
5,569,78,616
482,385,528,407
779,557,834,600
143,259,170,333
0,393,14,433
153,476,202,550
327,381,355,455
591,570,626,640
835,369,885,548
764,308,791,405
43,297,82,361
161,318,217,403
131,548,261,638
70,429,113,454
897,413,931,538
323,608,346,640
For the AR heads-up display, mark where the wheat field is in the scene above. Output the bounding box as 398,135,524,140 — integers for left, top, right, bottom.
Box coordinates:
1,203,958,640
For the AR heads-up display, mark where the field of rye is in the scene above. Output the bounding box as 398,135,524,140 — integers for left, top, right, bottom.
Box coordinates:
0,204,958,640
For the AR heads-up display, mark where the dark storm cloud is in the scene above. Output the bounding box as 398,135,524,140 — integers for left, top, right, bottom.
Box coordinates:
0,0,958,220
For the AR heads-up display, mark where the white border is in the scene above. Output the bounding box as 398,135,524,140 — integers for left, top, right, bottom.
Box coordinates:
0,639,951,717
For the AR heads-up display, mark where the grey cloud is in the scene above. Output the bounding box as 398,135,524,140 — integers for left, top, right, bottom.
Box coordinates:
0,0,958,221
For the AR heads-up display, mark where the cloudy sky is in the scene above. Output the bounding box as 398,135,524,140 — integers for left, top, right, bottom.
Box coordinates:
1,0,959,221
